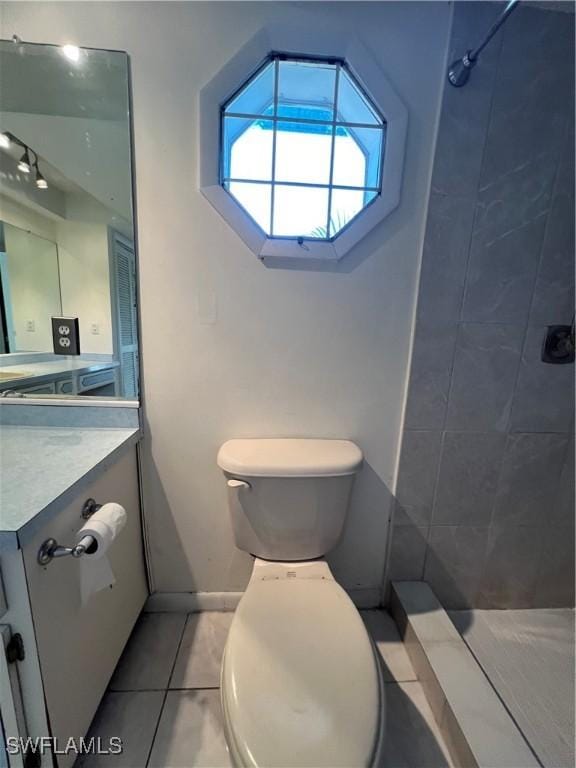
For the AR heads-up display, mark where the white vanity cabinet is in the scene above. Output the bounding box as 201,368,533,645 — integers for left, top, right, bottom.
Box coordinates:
3,368,118,398
0,448,147,768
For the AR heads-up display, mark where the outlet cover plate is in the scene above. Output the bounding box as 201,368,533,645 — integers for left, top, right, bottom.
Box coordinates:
52,316,81,356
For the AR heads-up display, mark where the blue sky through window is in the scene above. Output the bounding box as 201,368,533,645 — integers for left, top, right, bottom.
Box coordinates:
222,57,385,240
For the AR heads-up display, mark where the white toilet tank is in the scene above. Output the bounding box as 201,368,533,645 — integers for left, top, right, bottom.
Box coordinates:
217,438,363,561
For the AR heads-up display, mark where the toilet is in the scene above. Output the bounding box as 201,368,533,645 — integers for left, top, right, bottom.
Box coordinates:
217,438,386,768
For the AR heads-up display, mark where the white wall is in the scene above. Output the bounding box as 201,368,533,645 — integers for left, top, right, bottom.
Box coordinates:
0,194,57,242
1,112,133,222
55,195,119,356
0,192,117,355
3,222,60,351
1,1,451,595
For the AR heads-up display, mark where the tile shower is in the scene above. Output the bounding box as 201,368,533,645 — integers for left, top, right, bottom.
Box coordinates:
390,1,575,609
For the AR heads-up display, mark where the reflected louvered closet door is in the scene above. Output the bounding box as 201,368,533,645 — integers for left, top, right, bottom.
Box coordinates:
111,231,139,398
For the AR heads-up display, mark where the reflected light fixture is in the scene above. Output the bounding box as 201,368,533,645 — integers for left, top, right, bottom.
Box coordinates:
5,132,48,188
61,44,80,63
17,148,31,173
34,161,48,189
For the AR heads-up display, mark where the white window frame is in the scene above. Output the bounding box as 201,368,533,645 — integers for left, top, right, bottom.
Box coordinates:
199,24,408,264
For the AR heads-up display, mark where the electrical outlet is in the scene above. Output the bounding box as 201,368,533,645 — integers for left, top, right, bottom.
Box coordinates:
90,323,100,335
51,316,80,355
26,320,35,332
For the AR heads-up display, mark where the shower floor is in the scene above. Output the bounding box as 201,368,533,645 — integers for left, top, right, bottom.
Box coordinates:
449,608,575,768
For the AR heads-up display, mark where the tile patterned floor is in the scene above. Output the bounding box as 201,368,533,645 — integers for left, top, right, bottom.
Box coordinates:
78,609,453,767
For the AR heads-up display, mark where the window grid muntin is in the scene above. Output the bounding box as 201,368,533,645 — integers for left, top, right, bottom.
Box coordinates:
222,53,386,125
269,58,280,234
223,184,381,244
223,178,380,192
221,54,386,242
325,63,340,239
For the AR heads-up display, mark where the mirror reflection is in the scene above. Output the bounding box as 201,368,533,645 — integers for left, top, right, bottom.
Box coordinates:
0,40,138,399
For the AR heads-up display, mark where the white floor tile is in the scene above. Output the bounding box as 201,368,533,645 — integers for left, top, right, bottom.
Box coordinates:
362,610,417,682
148,690,231,768
170,612,233,689
110,613,187,691
76,691,164,768
383,682,454,768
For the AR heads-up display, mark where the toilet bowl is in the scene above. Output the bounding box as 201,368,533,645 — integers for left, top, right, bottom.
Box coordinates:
217,439,385,767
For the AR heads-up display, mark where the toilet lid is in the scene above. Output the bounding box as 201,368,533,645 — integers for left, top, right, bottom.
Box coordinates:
221,577,382,767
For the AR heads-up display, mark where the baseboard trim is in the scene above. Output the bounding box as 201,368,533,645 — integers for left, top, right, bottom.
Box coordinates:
145,586,382,613
145,592,243,613
347,587,382,609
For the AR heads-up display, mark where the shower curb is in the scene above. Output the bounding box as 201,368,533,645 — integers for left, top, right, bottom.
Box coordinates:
390,581,541,768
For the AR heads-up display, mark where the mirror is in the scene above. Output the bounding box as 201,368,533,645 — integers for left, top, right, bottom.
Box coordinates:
0,40,138,399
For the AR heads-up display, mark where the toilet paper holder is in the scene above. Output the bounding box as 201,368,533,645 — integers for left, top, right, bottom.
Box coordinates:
37,535,97,565
37,498,102,566
82,497,102,519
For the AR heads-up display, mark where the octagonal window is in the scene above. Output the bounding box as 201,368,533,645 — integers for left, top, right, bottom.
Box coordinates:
221,55,386,241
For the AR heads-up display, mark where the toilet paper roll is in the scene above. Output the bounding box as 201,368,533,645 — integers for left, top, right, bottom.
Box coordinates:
77,502,127,559
78,503,126,606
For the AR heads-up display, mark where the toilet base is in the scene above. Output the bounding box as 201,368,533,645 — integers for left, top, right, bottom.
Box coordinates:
221,557,386,767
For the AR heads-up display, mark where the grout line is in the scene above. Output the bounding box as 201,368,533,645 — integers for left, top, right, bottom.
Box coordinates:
421,427,447,580
109,687,168,693
524,115,570,329
108,685,222,693
501,323,529,439
164,685,221,692
455,623,544,767
442,19,507,432
429,429,447,528
441,322,461,433
396,522,569,530
144,614,189,767
144,685,168,765
404,427,573,438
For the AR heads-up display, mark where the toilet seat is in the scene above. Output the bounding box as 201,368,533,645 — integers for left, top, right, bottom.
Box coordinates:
221,566,385,767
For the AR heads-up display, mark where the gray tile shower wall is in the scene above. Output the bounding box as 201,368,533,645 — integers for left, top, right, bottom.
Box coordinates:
390,2,575,609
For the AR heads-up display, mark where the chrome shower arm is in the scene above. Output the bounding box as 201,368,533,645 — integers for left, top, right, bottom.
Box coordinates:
448,0,521,87
469,0,520,61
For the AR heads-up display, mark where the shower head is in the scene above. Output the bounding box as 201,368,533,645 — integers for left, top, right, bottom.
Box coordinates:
447,0,520,88
447,52,476,88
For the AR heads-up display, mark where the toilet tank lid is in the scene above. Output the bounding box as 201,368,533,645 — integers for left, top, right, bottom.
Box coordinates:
217,438,363,477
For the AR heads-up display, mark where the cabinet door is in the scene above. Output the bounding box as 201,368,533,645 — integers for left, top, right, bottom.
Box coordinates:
19,383,56,395
21,449,147,768
77,369,115,393
55,378,75,395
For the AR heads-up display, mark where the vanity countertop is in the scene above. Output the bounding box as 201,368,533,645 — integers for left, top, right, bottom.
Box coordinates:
0,359,119,390
0,424,140,550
